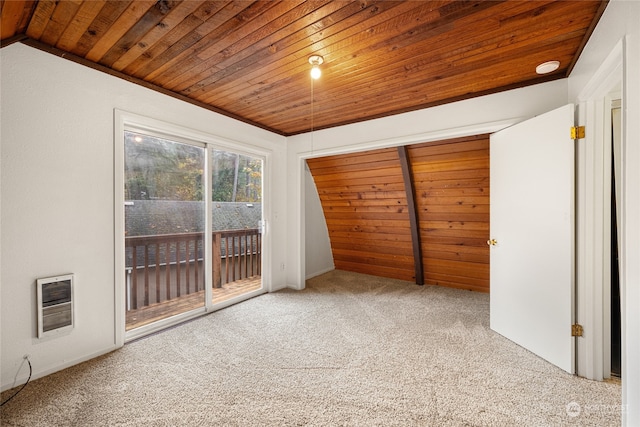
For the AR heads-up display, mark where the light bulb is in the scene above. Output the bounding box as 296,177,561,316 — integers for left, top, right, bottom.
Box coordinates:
310,66,321,80
308,55,324,80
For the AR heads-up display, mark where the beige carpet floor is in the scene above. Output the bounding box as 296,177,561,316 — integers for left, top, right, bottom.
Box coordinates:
1,270,621,426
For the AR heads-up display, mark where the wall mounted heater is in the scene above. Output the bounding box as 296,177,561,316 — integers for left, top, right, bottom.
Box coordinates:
37,274,74,338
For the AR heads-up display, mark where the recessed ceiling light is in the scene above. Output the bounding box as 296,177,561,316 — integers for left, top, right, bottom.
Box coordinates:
536,60,560,75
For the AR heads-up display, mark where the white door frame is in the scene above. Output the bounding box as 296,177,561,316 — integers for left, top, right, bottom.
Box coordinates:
575,39,624,380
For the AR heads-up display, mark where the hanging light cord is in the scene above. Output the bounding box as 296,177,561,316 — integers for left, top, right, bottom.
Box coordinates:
310,76,315,153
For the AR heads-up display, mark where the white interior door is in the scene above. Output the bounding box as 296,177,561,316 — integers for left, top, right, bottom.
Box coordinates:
490,104,575,373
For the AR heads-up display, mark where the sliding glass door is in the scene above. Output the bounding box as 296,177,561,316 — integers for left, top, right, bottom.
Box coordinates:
123,128,264,333
124,131,205,330
210,150,263,304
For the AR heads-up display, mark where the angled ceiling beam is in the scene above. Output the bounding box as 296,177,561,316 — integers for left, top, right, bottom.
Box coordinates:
398,146,424,285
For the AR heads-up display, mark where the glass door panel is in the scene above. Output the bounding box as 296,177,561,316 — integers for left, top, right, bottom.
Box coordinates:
124,131,205,330
211,149,263,304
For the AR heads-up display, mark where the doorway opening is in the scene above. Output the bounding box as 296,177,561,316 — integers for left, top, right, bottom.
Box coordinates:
610,101,622,378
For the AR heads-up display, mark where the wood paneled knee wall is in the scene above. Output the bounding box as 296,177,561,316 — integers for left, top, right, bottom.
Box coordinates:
306,134,490,292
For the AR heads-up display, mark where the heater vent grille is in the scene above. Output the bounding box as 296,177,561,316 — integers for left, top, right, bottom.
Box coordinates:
37,274,74,338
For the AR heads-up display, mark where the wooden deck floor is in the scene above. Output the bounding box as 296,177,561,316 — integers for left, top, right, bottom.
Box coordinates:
126,276,262,331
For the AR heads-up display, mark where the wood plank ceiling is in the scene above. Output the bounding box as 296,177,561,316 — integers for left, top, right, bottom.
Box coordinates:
1,0,606,136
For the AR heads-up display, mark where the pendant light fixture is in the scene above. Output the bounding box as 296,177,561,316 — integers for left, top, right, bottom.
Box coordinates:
309,55,324,80
308,55,324,153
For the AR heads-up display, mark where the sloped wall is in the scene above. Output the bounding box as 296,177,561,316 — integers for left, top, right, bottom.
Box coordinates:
307,135,490,291
306,148,415,282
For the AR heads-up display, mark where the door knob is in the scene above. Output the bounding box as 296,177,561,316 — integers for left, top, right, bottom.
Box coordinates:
487,239,498,246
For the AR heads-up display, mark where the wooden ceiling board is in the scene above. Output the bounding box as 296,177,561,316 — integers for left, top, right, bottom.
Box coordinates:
156,1,328,101
155,0,321,91
119,2,234,77
39,0,83,47
65,1,132,57
55,1,107,51
1,0,607,135
130,1,269,80
219,2,440,120
259,2,517,106
86,1,161,63
252,1,599,132
108,1,205,71
24,0,54,39
215,2,463,109
97,1,184,67
0,0,36,39
186,1,400,105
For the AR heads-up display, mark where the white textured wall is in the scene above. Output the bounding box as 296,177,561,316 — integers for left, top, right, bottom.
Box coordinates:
304,165,333,278
0,43,287,390
569,1,640,424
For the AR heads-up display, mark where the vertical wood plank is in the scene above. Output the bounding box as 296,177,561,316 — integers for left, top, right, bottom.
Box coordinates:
131,246,138,309
165,241,171,299
213,233,222,288
155,242,160,303
243,231,248,279
225,237,231,284
194,236,200,292
176,241,181,297
231,236,236,282
143,244,150,306
249,235,254,277
185,236,191,294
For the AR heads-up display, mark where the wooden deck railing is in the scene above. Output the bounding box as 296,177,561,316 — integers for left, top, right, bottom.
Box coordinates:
125,229,261,310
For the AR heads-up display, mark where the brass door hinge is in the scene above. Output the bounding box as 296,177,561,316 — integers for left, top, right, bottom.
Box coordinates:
571,126,585,139
571,324,584,337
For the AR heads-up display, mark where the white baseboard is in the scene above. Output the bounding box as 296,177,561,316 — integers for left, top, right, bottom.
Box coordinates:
2,345,119,392
305,266,335,280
